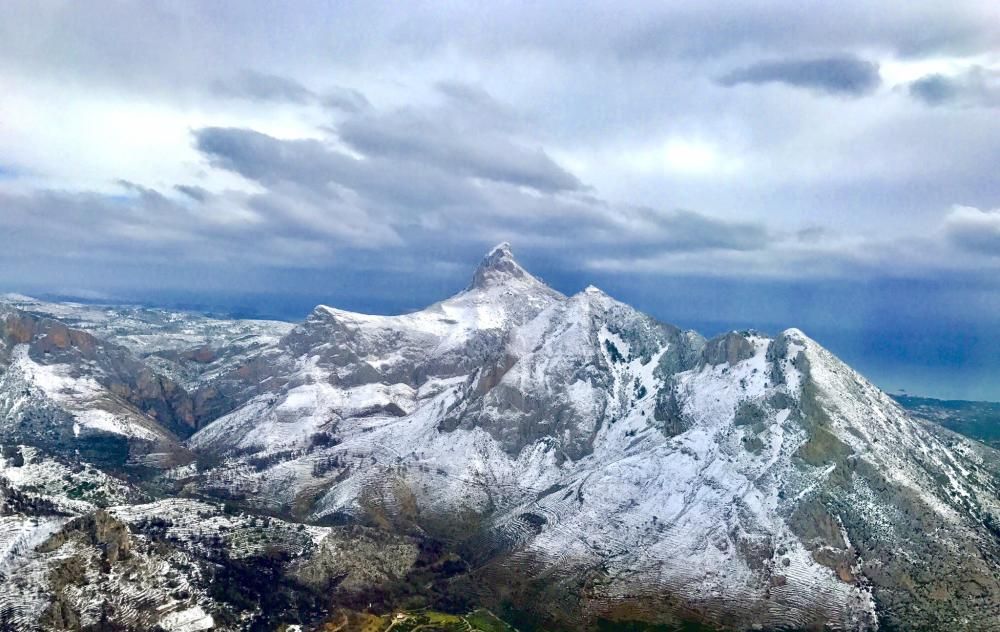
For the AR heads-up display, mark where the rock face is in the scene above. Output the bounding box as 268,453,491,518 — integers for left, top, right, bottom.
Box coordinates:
0,309,198,469
441,286,704,459
2,246,1000,630
0,310,196,434
294,524,419,593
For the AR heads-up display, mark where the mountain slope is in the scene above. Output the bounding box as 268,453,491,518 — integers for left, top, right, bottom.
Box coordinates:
0,295,294,429
0,295,292,393
1,246,998,629
177,245,1000,630
0,308,198,469
189,242,563,455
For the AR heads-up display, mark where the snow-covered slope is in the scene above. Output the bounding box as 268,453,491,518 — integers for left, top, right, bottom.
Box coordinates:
0,307,200,469
0,295,292,392
182,244,1000,630
190,242,564,454
0,442,418,631
3,245,1000,630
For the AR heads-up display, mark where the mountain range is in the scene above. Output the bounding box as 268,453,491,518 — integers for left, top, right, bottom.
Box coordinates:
1,244,999,631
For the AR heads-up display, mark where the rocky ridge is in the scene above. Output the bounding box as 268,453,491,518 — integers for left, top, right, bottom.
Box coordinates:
1,246,999,630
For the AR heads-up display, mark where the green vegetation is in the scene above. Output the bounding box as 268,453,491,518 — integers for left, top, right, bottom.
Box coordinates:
64,480,110,506
337,608,516,632
387,610,465,631
463,609,516,632
604,339,625,364
595,621,722,631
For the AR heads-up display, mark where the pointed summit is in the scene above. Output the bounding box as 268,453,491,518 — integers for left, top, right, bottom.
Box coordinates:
468,242,533,290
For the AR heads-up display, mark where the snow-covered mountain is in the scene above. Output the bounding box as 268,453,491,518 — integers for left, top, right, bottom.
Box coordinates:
2,245,1000,630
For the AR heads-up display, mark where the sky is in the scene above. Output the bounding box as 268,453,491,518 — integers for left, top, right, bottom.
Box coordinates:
1,1,1000,399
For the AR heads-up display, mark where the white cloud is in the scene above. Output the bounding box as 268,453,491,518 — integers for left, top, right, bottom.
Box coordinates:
944,205,1000,255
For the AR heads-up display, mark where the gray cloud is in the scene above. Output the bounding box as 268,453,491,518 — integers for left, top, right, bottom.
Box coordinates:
606,4,999,61
608,208,767,253
719,56,881,95
0,106,772,296
211,69,316,104
195,128,342,188
0,173,402,274
6,72,990,293
909,67,1000,107
196,84,580,200
909,74,958,104
0,188,219,263
795,226,831,243
188,85,765,266
210,70,372,113
322,86,371,113
195,126,484,212
191,128,760,262
174,184,209,202
337,105,581,192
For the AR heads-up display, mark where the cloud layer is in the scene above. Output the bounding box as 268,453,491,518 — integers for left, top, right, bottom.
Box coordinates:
0,1,998,308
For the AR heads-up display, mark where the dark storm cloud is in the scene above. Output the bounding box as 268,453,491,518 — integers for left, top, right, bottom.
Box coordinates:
908,67,1000,106
719,56,881,95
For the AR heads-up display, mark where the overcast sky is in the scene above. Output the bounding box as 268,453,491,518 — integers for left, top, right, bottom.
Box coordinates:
2,1,999,398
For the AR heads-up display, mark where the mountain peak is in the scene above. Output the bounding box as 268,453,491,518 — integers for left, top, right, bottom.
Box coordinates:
468,242,532,290
487,241,514,259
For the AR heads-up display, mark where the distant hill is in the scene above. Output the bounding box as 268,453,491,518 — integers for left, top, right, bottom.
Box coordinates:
893,394,1000,448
